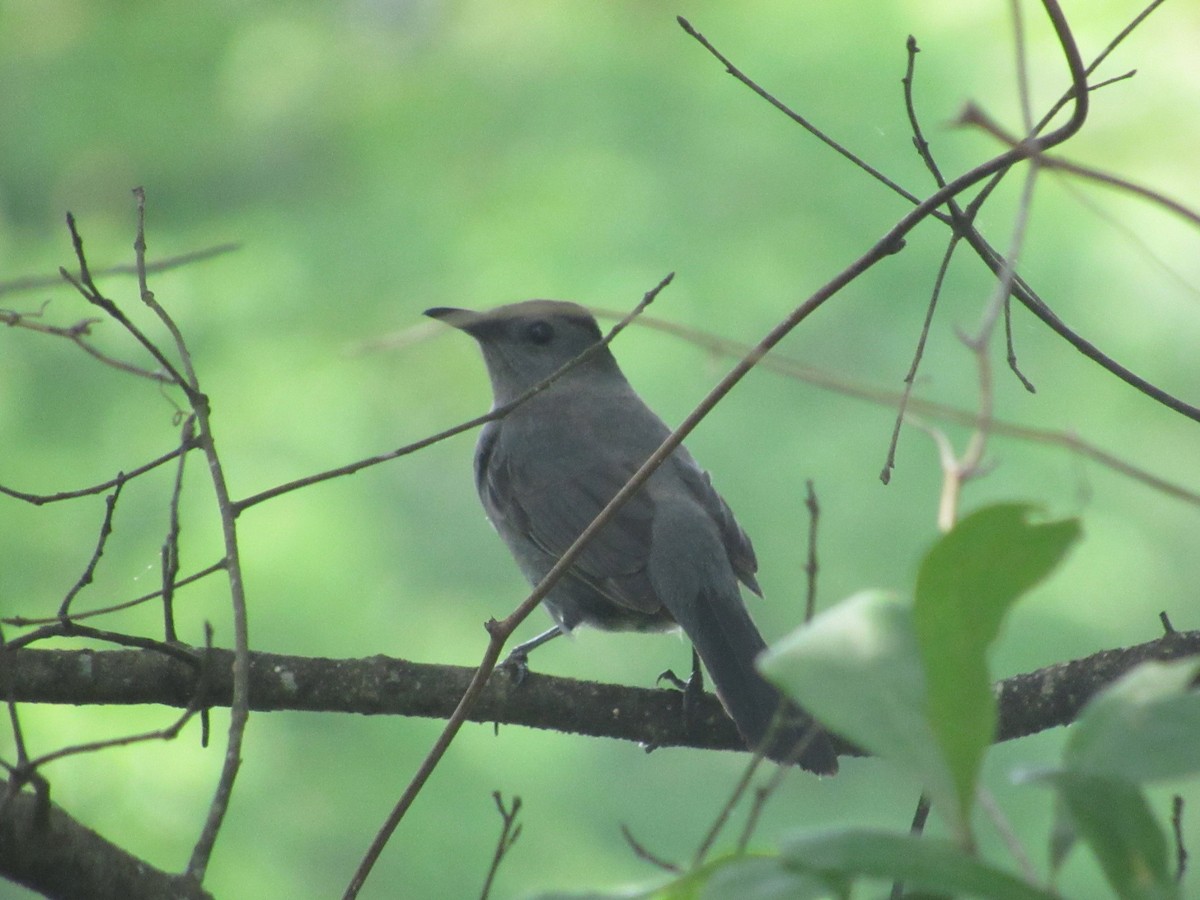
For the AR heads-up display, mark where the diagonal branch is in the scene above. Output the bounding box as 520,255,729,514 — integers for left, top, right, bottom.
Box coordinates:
681,4,1200,426
0,788,212,900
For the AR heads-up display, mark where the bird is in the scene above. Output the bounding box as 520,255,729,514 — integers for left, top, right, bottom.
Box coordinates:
426,300,837,774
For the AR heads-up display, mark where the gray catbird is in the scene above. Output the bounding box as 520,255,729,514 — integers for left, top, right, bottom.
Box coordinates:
426,300,837,774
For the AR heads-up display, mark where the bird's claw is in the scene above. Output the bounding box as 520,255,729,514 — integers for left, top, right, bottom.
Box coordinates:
657,659,705,730
655,668,688,691
499,649,531,685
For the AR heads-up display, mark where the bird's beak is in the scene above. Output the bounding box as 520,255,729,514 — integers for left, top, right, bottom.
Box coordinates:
424,307,486,335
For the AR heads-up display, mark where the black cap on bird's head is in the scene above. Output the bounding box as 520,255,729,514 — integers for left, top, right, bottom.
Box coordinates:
425,301,616,402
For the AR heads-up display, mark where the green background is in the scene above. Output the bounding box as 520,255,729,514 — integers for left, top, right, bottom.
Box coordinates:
1,1,1198,897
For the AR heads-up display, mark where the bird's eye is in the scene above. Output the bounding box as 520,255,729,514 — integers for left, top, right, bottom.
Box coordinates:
525,320,554,345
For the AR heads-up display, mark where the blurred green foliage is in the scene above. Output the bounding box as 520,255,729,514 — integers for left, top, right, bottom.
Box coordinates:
1,1,1198,898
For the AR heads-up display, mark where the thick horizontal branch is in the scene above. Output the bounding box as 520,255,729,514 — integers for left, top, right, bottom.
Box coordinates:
4,629,1198,757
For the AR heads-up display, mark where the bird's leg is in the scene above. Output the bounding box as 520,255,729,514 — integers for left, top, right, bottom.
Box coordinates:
656,647,706,729
655,670,688,690
682,647,705,727
500,625,564,683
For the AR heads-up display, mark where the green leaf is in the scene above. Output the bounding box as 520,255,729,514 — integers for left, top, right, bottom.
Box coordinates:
1046,793,1078,877
530,885,664,900
1043,772,1177,900
913,504,1080,835
549,855,834,900
531,893,657,899
781,829,1057,900
1064,657,1200,783
697,856,833,900
760,592,960,834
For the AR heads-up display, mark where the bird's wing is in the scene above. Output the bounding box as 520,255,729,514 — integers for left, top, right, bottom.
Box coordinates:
672,451,761,596
478,424,662,614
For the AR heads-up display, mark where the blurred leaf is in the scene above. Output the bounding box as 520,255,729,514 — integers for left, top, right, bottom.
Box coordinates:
1047,792,1079,878
534,856,834,900
697,855,833,900
913,503,1080,836
760,592,961,835
1041,772,1176,900
780,829,1057,900
1019,659,1198,897
532,884,664,900
1063,657,1200,783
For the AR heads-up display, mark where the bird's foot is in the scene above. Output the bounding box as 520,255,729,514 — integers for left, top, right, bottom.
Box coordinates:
655,668,688,691
498,648,531,685
657,649,705,729
496,626,563,686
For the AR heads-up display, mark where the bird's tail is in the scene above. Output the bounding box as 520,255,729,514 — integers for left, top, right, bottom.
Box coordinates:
687,587,838,775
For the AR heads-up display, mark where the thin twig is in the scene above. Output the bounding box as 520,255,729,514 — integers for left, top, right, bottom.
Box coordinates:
886,34,969,485
882,232,961,485
5,631,213,795
161,415,196,643
133,189,202,389
931,159,1039,525
342,276,672,899
2,620,207,660
890,795,932,899
1002,0,1037,392
802,480,819,623
1001,291,1037,393
904,417,960,532
3,558,227,628
58,478,126,619
979,787,1037,882
620,824,680,873
238,272,676,515
0,305,173,382
58,191,251,885
0,626,31,773
944,11,1195,420
693,751,768,867
584,308,1200,507
901,36,947,190
1172,794,1187,883
128,189,251,884
684,4,1200,426
675,16,920,208
1052,175,1200,301
479,792,523,900
0,242,239,296
0,443,193,506
1033,0,1165,132
60,212,194,396
20,702,200,772
732,711,831,854
1010,0,1035,136
962,108,1200,229
736,760,792,855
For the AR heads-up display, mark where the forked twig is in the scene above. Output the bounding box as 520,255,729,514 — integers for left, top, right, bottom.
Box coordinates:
479,792,523,900
683,1,1200,429
58,478,126,619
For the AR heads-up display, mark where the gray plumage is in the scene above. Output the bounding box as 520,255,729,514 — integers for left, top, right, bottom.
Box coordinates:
426,300,836,774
